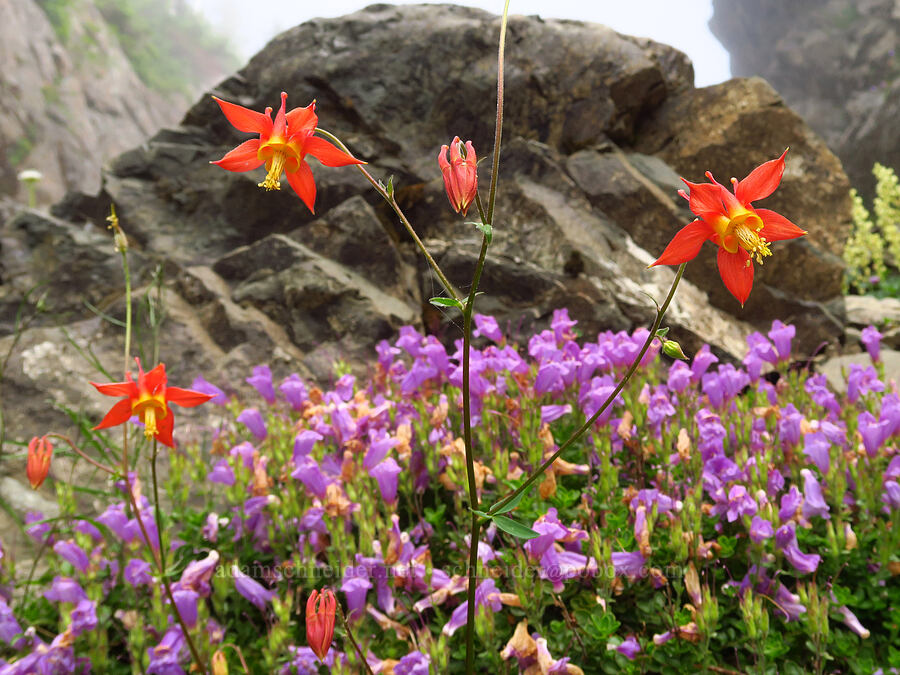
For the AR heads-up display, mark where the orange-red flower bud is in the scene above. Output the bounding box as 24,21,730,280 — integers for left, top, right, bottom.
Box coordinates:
438,137,477,216
26,435,53,489
306,589,337,661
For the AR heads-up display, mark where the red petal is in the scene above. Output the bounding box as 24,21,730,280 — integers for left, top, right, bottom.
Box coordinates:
213,96,272,135
212,139,264,172
272,92,288,138
141,363,168,394
717,247,754,306
155,406,175,448
286,161,317,213
734,149,787,204
286,100,318,134
682,179,726,217
757,208,807,242
91,381,137,398
93,398,134,430
651,219,713,266
303,136,366,167
166,387,214,408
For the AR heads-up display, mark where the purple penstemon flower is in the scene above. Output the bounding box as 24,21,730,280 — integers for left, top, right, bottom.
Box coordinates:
70,599,98,636
207,458,236,485
473,313,503,342
291,455,330,498
369,457,402,504
442,578,504,636
858,411,891,457
800,469,830,520
749,516,774,543
232,565,276,611
847,363,885,404
775,523,821,573
147,627,186,675
860,325,883,363
0,599,25,648
613,635,642,660
53,539,89,573
611,551,646,577
172,588,199,628
44,576,87,604
691,344,719,382
802,432,831,474
124,559,153,587
767,319,796,361
190,375,228,406
279,373,308,410
237,408,267,440
246,365,276,404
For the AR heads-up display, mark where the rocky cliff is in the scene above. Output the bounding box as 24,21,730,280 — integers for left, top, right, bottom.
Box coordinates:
710,0,900,198
0,0,235,205
1,4,853,445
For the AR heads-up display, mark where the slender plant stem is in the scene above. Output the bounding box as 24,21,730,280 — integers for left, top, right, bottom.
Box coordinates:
47,434,116,475
486,0,511,226
150,439,208,673
463,235,490,674
335,601,376,675
487,263,686,516
314,128,460,302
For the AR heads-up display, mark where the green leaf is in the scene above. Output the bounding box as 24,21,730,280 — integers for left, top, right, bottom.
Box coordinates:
474,221,493,244
490,488,526,515
429,297,463,309
492,515,539,539
655,326,670,339
386,175,394,198
470,509,491,519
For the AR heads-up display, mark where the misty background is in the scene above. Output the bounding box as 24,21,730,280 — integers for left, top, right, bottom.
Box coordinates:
186,0,732,87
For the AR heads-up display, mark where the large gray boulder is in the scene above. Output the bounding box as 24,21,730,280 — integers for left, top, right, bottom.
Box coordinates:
1,4,854,449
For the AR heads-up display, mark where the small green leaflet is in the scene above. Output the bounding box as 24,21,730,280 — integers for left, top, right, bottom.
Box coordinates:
429,297,463,309
467,220,493,245
489,489,526,515
492,515,539,539
655,326,670,339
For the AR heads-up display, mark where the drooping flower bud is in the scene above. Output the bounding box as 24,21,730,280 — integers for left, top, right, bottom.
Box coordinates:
438,137,477,216
27,435,53,489
211,649,229,675
306,589,337,661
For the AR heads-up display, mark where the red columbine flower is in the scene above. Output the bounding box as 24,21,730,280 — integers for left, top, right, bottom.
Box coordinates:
438,137,478,216
211,91,365,213
91,359,214,448
306,589,336,661
27,435,53,489
651,150,807,306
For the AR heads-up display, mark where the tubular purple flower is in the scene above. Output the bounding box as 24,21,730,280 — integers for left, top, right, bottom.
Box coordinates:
70,600,98,636
178,551,220,597
237,407,267,440
802,432,831,474
0,599,24,648
767,319,795,361
667,360,692,393
246,365,276,404
341,575,372,622
291,455,330,498
847,363,885,403
779,485,802,522
369,457,402,503
611,551,646,577
883,480,900,509
53,540,89,573
394,651,431,675
279,373,308,410
172,589,199,628
472,314,503,342
614,635,642,660
540,404,572,425
334,373,356,401
749,516,774,543
860,325,883,363
776,523,821,573
147,627,186,675
837,604,870,638
190,375,228,406
44,576,87,604
232,565,276,611
124,559,153,587
800,469,830,520
691,344,719,382
207,458,236,485
858,411,891,457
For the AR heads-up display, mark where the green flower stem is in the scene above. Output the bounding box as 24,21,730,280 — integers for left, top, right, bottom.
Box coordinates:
485,0,511,226
487,262,686,517
150,439,208,674
314,128,460,303
47,434,115,475
335,599,376,675
463,234,490,675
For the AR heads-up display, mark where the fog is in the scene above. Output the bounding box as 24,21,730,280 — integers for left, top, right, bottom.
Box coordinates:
187,0,731,87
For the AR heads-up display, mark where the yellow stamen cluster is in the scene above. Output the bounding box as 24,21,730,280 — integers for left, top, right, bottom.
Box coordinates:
258,151,286,191
142,407,159,439
734,222,772,266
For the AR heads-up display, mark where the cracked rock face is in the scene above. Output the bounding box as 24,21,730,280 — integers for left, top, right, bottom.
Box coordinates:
1,4,852,456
